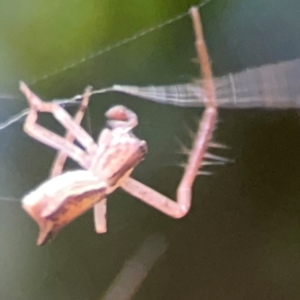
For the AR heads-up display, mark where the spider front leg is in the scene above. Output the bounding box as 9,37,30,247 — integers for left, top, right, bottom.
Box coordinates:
20,82,97,169
122,7,217,218
50,86,92,178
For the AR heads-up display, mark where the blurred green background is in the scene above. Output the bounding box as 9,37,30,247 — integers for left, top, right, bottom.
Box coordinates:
1,0,300,299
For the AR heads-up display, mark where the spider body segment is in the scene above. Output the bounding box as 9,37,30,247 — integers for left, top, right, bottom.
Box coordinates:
20,91,147,245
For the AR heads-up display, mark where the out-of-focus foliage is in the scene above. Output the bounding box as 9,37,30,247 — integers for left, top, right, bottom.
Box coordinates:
0,0,202,91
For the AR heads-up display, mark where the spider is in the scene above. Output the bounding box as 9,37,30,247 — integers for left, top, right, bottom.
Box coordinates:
20,7,218,245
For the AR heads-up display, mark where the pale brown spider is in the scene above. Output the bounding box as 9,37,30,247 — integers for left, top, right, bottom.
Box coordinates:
20,7,218,245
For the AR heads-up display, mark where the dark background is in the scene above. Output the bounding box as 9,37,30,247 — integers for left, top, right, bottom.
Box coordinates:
1,0,300,299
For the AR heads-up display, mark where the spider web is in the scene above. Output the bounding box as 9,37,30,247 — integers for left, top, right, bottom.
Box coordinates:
0,0,214,204
0,1,298,201
0,0,211,129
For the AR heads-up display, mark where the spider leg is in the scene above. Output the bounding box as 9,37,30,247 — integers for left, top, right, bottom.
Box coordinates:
93,199,107,233
121,7,217,218
50,86,92,177
20,82,96,169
